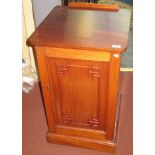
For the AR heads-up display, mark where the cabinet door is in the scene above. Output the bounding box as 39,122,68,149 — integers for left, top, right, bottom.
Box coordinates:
46,58,109,132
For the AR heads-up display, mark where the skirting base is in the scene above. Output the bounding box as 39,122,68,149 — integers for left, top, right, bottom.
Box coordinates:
47,132,116,153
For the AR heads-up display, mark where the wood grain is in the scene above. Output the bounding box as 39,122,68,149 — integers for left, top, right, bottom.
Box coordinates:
56,125,106,141
106,52,121,140
35,47,56,132
27,6,131,52
47,133,116,153
32,47,122,152
68,2,119,11
45,47,110,62
27,6,131,153
46,57,109,131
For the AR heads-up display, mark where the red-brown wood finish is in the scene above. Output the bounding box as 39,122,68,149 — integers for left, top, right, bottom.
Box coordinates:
27,6,131,52
27,6,131,153
34,47,56,132
68,2,120,11
46,57,108,130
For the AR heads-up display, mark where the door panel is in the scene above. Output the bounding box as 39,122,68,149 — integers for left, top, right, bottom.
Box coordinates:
46,58,109,132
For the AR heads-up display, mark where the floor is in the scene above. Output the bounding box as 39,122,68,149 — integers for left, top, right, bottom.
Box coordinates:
22,72,133,155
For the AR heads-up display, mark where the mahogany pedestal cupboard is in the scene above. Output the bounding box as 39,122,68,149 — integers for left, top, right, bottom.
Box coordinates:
28,5,131,153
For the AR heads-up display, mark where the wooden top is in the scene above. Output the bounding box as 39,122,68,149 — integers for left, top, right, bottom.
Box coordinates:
68,2,120,11
28,6,131,52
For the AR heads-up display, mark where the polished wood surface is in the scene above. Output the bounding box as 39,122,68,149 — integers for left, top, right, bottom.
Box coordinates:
34,46,121,152
34,47,56,132
27,6,131,153
68,2,119,11
28,6,131,52
45,47,110,62
106,52,121,140
56,125,106,141
46,54,108,130
47,133,116,153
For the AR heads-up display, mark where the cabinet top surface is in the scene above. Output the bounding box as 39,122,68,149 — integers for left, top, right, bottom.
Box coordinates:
28,6,131,52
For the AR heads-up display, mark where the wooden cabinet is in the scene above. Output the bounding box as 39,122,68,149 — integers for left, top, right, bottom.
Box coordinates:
34,47,120,152
28,6,131,153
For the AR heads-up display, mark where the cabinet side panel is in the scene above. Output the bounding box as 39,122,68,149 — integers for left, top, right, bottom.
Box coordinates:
34,47,56,132
106,52,121,141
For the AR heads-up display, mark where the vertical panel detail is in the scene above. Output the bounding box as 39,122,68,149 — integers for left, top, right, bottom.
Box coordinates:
35,47,56,132
46,58,108,131
106,52,121,141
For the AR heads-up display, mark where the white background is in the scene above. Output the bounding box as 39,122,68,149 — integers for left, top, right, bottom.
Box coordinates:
0,0,155,154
